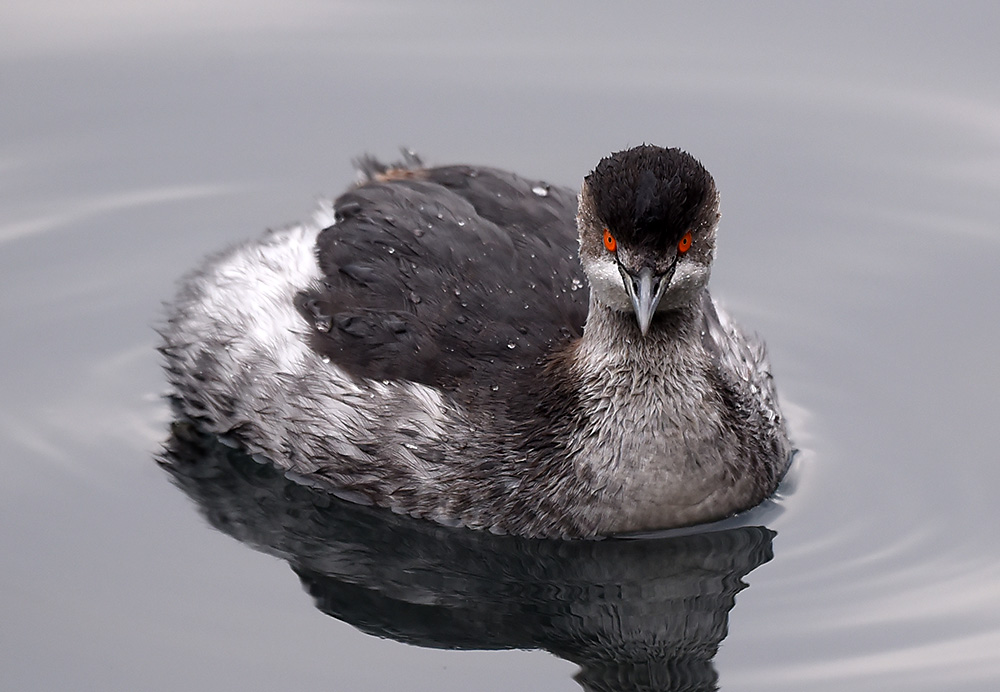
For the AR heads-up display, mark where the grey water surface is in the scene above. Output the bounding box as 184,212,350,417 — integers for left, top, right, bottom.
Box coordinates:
2,2,999,690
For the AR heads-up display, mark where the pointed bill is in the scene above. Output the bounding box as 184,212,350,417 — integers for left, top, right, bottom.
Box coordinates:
620,265,674,335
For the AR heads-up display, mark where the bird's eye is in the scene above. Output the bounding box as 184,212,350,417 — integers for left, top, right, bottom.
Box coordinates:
678,232,692,254
603,228,617,253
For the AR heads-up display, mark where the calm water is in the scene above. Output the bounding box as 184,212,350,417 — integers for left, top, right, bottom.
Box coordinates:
3,2,999,690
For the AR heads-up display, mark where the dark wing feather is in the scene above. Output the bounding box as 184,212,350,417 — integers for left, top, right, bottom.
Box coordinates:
298,165,587,391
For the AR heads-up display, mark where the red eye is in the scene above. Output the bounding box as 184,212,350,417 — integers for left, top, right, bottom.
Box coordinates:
678,232,692,254
603,228,617,253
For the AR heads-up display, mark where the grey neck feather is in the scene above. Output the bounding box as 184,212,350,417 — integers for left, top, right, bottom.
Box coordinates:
575,292,703,373
558,293,749,533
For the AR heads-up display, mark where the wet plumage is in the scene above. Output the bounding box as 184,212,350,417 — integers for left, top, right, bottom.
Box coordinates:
161,145,792,538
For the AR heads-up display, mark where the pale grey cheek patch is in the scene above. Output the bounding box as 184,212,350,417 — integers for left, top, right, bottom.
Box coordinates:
583,255,709,315
658,263,709,312
582,255,632,311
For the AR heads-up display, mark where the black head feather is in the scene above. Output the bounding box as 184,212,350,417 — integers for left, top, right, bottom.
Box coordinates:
585,145,716,252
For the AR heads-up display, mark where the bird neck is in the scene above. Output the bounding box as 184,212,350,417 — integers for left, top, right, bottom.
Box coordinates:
574,293,702,372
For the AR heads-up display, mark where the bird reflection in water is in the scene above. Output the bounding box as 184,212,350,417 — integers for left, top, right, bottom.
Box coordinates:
161,421,777,692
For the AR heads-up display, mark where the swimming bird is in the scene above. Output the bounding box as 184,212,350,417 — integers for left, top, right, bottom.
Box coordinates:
161,145,791,539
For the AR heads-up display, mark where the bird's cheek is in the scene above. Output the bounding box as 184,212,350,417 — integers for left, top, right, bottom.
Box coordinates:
581,255,633,312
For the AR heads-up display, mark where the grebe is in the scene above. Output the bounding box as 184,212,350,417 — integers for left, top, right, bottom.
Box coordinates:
161,145,791,538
